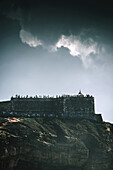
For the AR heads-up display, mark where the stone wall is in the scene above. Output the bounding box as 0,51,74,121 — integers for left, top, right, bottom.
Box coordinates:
0,95,103,122
0,101,11,112
11,98,63,116
11,96,94,115
63,96,94,117
10,95,96,117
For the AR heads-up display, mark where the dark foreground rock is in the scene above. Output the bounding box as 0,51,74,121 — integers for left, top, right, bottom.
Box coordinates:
0,117,113,170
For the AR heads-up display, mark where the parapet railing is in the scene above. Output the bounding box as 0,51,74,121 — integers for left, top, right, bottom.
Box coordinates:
11,94,93,100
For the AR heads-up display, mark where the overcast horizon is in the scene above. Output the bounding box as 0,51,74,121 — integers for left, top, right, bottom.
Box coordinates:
0,0,113,123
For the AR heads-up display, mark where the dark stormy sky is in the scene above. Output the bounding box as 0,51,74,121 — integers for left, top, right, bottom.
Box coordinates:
0,0,113,122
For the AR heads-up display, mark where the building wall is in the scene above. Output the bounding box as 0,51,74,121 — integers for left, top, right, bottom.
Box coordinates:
11,95,95,116
63,96,95,117
11,98,63,116
0,95,102,122
0,101,11,112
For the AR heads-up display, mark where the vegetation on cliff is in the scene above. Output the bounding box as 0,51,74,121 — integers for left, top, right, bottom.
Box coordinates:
0,117,113,170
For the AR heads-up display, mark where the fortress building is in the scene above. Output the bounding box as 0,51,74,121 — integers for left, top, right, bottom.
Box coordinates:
0,91,103,122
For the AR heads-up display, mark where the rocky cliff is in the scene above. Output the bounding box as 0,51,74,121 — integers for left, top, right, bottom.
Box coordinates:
0,117,113,170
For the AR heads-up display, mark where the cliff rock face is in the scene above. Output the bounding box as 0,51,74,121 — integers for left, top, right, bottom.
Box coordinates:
0,117,113,170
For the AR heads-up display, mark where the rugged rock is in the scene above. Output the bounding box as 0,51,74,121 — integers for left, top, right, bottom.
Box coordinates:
0,117,113,170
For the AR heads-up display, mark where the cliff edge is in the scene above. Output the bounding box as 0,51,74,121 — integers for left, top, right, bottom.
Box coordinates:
0,117,113,170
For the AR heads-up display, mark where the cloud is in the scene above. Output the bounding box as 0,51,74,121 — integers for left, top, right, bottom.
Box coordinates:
52,34,99,68
19,29,43,47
